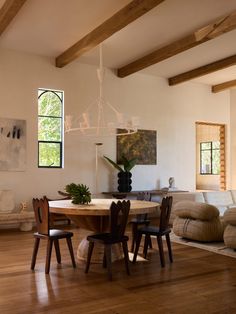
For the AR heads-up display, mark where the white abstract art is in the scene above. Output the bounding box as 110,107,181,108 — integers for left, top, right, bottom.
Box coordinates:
0,117,26,171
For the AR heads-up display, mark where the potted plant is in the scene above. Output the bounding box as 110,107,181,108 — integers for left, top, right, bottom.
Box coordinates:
65,183,91,204
104,155,137,192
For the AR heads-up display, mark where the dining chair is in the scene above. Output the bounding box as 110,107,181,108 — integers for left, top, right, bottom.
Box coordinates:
130,191,152,252
132,196,173,267
31,196,76,274
45,192,71,227
85,200,130,281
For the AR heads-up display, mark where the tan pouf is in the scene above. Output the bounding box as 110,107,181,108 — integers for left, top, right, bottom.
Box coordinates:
223,207,236,249
173,201,224,242
173,216,224,242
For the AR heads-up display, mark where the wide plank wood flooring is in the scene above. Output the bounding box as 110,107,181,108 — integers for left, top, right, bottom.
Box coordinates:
0,226,236,314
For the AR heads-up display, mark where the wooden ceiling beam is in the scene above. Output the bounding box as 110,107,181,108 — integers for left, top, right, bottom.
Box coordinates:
56,0,165,68
0,0,27,36
117,10,236,78
168,54,236,86
212,79,236,93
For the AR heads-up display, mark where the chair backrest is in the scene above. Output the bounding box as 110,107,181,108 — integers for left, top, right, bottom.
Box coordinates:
137,191,152,201
136,192,152,220
32,196,50,235
159,196,173,231
109,200,130,239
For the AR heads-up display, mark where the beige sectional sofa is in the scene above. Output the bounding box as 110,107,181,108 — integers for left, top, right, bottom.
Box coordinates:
171,190,236,243
170,190,236,217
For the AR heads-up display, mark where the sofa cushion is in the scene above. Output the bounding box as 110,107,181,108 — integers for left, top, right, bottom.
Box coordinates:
229,190,236,204
173,216,224,242
223,224,236,248
173,201,219,221
203,191,233,207
223,207,236,226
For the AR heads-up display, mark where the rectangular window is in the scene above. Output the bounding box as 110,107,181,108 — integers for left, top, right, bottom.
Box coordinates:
38,89,63,168
200,141,220,175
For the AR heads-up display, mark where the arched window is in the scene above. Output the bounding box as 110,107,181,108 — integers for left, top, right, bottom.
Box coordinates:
38,89,63,168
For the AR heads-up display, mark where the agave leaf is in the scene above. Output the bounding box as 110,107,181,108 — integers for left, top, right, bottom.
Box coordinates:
103,156,124,172
121,155,137,172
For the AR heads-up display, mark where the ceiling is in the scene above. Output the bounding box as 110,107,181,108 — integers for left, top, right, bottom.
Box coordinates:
1,0,236,87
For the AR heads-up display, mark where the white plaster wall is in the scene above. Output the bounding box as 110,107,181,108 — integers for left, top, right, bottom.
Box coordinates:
0,48,231,209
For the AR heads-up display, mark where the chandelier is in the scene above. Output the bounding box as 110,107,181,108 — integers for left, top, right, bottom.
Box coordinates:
65,44,139,137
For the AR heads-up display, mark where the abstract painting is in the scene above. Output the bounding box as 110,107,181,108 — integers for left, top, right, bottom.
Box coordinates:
116,129,157,165
0,117,26,171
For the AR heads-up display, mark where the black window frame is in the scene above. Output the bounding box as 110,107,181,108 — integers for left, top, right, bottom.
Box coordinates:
38,88,63,168
200,141,220,175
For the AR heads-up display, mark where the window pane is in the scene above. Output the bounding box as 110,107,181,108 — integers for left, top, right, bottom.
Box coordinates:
39,142,61,167
38,91,62,117
212,141,220,149
212,149,220,174
201,151,211,173
38,117,61,141
201,142,211,150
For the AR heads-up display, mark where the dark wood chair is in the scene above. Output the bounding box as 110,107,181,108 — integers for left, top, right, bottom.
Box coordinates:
85,200,130,281
132,196,173,267
130,192,152,252
46,191,71,227
31,196,76,274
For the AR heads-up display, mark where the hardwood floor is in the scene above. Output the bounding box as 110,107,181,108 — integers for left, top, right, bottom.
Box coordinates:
0,226,236,314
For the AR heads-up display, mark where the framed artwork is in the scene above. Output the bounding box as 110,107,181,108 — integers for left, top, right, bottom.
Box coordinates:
116,129,157,165
0,117,26,171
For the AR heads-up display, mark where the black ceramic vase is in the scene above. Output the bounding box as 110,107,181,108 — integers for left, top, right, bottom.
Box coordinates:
117,171,132,192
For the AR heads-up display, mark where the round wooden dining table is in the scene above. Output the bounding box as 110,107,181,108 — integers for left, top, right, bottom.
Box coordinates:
49,198,158,263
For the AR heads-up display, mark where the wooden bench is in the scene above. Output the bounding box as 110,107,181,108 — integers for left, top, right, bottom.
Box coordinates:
0,211,35,231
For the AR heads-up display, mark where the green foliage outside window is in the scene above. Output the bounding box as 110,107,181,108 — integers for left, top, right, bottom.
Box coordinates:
38,89,63,168
200,141,220,175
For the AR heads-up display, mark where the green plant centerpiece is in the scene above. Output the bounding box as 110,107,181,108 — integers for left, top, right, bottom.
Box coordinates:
104,155,137,192
65,183,91,205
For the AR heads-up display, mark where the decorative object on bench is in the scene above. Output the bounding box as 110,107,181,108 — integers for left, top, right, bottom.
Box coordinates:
104,155,137,192
65,183,91,204
173,201,224,242
85,200,130,281
31,196,76,274
130,191,152,252
133,196,173,268
223,207,236,250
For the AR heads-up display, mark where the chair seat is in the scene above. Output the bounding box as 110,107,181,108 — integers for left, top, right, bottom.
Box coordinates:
34,229,73,239
87,232,129,244
130,218,150,224
138,225,171,236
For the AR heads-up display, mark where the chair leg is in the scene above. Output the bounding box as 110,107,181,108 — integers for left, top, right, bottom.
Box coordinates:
45,239,53,274
133,232,142,263
103,251,107,268
143,234,150,259
157,236,165,267
66,237,76,268
105,244,112,281
31,237,40,270
85,241,94,273
54,239,61,264
148,235,153,249
145,222,152,249
165,233,173,263
131,223,138,253
122,241,130,275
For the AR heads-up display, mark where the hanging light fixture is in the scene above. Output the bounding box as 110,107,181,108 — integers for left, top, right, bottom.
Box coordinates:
65,44,139,137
